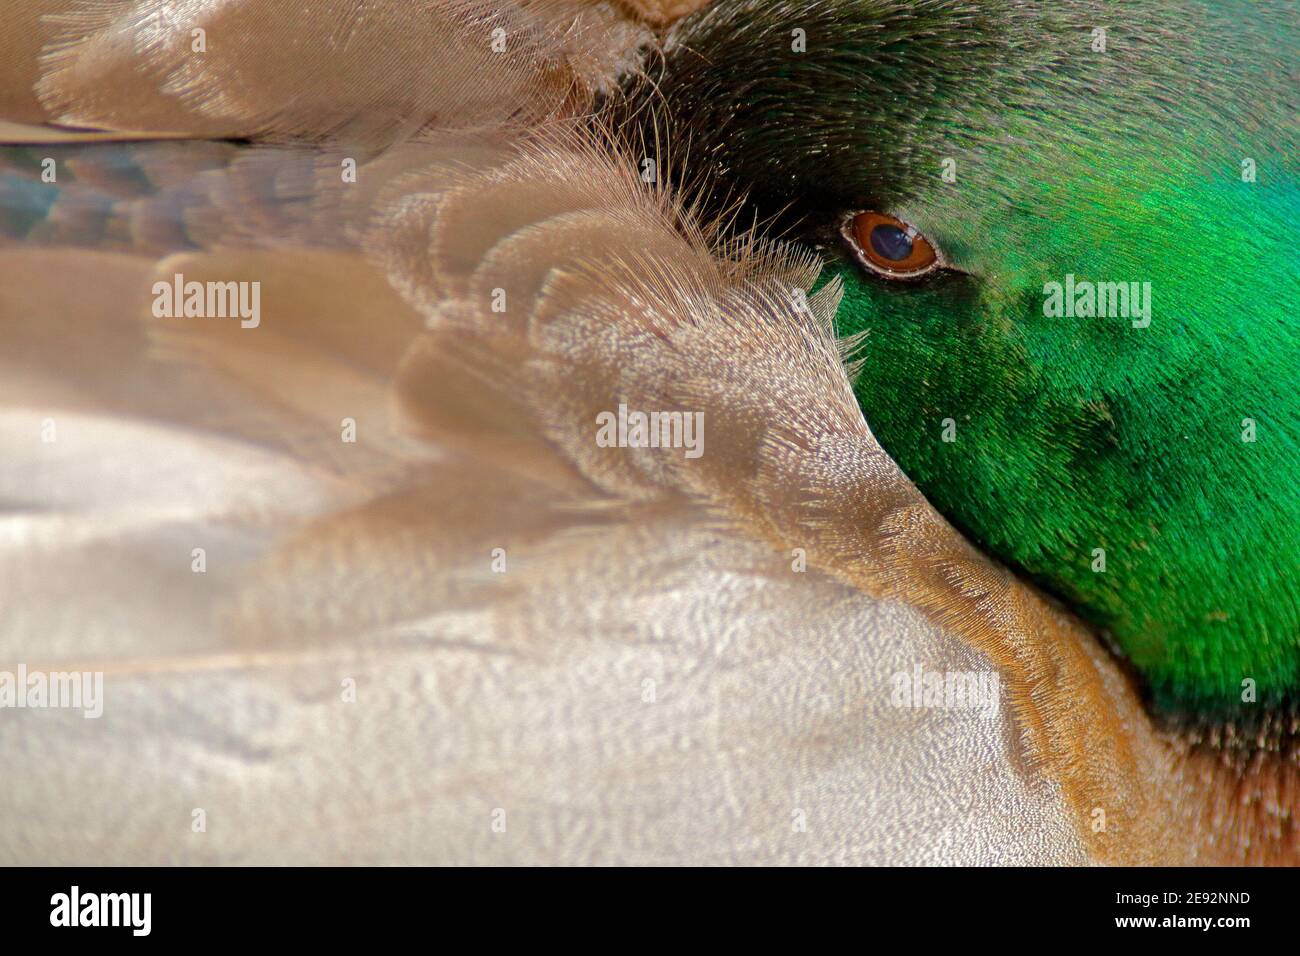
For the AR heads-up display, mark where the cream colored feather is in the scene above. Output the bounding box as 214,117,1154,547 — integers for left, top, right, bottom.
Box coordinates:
0,0,1255,865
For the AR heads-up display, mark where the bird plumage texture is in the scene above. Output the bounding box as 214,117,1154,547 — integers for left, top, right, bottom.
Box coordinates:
639,0,1300,717
0,0,1295,864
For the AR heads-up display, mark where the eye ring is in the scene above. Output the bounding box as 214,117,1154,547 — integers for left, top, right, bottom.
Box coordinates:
842,210,943,280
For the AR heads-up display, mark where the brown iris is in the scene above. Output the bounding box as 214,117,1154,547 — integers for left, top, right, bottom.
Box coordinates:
845,211,940,279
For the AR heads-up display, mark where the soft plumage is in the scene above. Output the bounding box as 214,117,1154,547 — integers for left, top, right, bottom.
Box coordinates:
1,0,1295,866
636,0,1300,719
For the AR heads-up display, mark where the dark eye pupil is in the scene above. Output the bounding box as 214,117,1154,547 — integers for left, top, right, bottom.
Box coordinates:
869,224,913,261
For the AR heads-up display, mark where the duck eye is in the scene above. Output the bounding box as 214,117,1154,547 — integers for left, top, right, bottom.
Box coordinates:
844,211,940,280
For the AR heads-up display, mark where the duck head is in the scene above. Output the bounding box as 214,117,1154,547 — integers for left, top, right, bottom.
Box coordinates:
631,0,1300,722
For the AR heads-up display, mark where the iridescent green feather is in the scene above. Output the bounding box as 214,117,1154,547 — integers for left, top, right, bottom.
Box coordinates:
635,0,1300,714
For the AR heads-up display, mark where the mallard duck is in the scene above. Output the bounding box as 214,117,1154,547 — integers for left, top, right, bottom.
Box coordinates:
635,0,1299,725
0,0,1294,865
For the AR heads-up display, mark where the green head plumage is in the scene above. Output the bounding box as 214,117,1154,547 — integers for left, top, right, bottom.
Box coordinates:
634,0,1300,717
